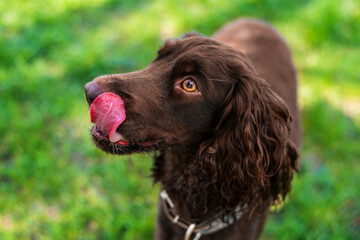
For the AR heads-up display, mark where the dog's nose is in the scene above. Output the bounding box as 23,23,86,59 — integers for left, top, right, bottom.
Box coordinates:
84,81,104,105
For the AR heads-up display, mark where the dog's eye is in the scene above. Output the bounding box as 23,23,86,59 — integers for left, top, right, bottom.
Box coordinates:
182,79,197,92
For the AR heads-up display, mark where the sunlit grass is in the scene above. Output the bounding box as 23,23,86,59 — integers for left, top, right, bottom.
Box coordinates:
1,0,359,239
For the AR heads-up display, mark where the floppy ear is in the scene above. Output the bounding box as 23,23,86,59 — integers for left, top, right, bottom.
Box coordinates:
198,65,298,210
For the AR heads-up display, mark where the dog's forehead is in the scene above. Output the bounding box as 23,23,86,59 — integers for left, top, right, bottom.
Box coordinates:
157,36,222,59
157,40,177,59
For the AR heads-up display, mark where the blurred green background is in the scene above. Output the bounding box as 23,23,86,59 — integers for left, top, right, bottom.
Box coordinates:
0,0,359,239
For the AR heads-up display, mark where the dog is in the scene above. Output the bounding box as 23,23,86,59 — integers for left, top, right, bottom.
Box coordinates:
84,18,301,240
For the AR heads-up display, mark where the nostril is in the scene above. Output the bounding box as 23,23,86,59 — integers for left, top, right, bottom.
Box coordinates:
84,82,104,105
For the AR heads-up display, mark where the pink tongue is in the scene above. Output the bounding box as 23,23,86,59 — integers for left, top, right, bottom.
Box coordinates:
90,92,126,142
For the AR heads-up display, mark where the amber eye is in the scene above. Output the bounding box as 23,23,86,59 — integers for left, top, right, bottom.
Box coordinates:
182,79,197,92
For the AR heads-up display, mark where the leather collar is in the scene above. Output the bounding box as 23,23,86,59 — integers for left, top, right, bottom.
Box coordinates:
160,190,248,240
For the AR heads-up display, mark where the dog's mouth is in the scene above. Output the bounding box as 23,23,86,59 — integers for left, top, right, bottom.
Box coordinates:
89,92,162,153
91,124,161,148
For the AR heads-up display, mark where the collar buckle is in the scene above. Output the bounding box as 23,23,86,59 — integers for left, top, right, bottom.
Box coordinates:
184,224,202,240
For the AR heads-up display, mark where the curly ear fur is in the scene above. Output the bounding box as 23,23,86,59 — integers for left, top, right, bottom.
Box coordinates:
194,65,298,213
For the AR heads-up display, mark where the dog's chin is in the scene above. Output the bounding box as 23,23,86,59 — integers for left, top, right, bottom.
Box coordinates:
90,126,162,155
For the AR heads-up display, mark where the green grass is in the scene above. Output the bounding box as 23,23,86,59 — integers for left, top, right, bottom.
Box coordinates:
1,0,359,239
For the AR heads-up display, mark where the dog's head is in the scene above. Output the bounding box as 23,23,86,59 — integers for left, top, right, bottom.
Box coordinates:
85,33,297,209
85,33,237,154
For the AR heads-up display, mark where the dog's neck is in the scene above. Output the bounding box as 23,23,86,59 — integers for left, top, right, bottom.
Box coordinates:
153,147,230,222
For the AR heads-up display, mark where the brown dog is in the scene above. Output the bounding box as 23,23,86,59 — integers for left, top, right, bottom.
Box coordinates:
85,18,301,240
